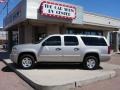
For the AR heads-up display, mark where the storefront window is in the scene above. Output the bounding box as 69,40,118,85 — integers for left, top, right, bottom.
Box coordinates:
119,34,120,50
66,28,103,36
12,31,18,46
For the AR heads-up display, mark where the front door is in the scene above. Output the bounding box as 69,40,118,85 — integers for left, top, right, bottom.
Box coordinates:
38,36,62,62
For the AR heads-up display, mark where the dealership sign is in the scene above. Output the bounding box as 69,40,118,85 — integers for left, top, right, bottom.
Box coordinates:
40,1,76,19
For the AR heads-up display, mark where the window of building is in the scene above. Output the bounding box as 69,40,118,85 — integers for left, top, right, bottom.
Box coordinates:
116,33,120,50
81,37,107,46
12,31,19,46
64,36,79,46
66,28,103,36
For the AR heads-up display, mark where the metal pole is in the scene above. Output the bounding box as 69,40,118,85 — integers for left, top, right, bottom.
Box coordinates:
6,0,9,50
6,0,9,14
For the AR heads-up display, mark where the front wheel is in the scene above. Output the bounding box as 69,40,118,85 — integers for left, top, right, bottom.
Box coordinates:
83,56,99,70
19,54,35,69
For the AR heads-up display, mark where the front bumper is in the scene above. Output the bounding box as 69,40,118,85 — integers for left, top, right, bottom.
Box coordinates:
10,53,19,64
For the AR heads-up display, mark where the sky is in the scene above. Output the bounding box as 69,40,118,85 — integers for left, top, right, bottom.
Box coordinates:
0,0,120,27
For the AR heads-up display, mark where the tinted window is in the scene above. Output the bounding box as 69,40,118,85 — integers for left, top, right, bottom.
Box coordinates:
64,36,78,46
43,36,61,46
81,37,107,46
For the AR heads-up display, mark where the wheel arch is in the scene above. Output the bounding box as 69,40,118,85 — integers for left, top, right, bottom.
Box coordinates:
18,52,37,64
83,52,100,63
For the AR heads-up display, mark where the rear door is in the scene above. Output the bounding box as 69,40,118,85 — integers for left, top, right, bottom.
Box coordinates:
62,36,81,62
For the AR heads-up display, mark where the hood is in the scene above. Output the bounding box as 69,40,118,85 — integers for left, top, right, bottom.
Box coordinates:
13,43,39,50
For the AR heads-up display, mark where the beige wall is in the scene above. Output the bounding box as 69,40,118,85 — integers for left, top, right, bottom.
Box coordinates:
84,12,120,28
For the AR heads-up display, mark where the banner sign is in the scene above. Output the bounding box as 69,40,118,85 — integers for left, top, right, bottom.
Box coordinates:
40,1,76,19
0,0,6,3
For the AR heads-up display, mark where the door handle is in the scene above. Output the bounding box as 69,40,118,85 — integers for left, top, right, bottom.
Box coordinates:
56,48,61,51
74,48,79,51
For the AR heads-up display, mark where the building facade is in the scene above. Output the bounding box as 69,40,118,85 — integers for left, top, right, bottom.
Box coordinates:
3,0,120,52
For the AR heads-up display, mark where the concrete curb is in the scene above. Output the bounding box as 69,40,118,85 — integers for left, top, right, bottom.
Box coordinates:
2,59,39,90
76,71,116,87
3,59,117,90
2,59,77,90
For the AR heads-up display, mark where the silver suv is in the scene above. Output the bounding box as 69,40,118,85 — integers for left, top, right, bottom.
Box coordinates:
10,34,111,70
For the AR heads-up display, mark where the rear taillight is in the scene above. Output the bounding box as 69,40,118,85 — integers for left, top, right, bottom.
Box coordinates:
108,46,111,54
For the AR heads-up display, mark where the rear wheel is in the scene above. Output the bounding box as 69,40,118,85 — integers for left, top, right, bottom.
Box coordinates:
19,54,35,69
83,56,99,70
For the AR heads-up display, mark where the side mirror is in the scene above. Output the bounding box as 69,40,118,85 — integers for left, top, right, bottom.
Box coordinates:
42,42,46,46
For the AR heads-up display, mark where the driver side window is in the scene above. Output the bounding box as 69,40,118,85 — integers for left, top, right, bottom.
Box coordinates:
42,36,61,46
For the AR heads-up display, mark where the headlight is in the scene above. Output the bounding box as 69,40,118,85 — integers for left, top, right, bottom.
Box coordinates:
12,47,17,52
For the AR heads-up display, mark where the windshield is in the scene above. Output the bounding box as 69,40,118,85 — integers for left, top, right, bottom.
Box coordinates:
34,38,44,44
34,35,48,44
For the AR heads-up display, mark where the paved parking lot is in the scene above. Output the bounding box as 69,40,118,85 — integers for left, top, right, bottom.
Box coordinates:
109,54,120,65
4,59,118,90
1,49,120,90
0,50,34,90
0,61,34,90
77,54,120,90
77,70,120,90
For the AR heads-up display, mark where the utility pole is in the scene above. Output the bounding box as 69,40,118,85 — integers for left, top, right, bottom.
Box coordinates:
5,0,9,50
6,0,9,15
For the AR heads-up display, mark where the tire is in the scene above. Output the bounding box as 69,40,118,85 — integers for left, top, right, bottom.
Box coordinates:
19,54,35,69
83,56,99,70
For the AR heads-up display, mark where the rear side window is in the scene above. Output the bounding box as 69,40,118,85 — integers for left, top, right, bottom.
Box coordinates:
81,37,107,46
64,36,79,46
